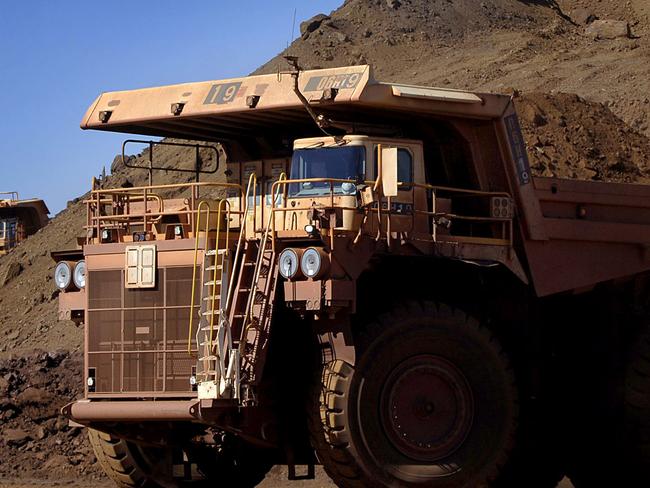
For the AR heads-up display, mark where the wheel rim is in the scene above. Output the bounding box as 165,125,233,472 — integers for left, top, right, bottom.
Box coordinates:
380,354,475,462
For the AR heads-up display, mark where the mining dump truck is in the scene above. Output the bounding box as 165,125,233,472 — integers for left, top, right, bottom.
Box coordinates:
56,64,650,487
0,192,49,255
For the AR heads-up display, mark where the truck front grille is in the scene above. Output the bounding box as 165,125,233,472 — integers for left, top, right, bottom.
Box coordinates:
87,267,199,395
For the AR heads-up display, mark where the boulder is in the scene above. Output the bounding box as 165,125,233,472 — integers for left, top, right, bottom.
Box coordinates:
571,8,597,26
300,14,330,36
5,428,30,446
35,426,47,440
16,387,53,405
332,31,350,43
586,20,631,40
1,262,23,286
43,454,71,470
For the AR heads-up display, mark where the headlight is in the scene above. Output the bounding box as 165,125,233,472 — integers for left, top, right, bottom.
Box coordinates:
341,182,356,194
279,248,301,279
54,262,72,290
301,248,329,279
73,260,86,289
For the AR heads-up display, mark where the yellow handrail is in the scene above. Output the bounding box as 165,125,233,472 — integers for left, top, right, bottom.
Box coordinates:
188,200,212,355
207,198,231,349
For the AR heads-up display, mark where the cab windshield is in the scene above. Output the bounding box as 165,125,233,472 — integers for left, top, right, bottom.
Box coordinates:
288,146,365,197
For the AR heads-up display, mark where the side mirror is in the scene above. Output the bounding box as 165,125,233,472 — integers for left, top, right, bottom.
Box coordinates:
380,147,398,197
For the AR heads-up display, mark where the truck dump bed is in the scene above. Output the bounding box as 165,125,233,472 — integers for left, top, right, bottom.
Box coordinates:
81,65,650,297
528,177,650,295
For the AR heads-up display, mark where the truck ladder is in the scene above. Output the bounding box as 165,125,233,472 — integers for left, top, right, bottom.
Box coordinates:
189,199,240,401
190,173,283,405
237,175,285,399
196,246,240,400
228,240,279,398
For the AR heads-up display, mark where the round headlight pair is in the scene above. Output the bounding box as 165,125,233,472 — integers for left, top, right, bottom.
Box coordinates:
54,260,86,290
278,247,329,280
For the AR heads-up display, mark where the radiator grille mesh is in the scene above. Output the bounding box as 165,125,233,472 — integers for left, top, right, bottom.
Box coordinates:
87,267,199,395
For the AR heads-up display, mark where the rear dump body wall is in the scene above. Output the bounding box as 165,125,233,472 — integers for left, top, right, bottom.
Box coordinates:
525,177,650,296
85,241,199,397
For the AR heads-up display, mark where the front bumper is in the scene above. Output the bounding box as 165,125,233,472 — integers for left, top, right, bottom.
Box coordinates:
62,399,201,423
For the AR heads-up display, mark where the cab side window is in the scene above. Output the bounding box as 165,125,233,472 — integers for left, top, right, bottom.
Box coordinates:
397,149,413,191
374,147,413,191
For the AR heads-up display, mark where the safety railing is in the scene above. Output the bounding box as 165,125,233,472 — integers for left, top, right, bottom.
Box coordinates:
0,192,19,202
85,181,244,243
239,173,287,358
268,177,515,249
222,173,257,316
269,178,361,251
121,140,220,186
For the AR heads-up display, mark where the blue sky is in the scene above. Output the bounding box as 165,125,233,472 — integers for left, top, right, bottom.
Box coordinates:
0,0,342,214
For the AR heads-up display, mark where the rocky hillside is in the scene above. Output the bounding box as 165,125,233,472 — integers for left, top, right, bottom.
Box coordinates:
258,0,650,138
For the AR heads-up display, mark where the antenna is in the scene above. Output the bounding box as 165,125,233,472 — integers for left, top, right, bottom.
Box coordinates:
288,7,297,49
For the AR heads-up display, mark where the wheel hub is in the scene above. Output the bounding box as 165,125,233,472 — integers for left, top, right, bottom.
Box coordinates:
381,355,474,462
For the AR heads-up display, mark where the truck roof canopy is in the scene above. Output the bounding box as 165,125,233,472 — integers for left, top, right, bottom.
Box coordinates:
0,196,49,216
81,65,512,143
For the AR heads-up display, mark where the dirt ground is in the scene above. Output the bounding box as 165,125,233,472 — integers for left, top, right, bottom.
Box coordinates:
0,469,576,488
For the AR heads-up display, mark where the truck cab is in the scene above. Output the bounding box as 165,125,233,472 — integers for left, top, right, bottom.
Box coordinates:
0,218,18,254
0,192,49,255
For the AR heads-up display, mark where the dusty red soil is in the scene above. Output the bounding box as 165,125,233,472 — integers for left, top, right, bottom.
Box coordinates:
0,351,103,481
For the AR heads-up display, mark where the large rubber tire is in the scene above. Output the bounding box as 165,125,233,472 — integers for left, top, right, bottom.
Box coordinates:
569,323,650,487
310,301,518,488
88,428,272,488
89,429,156,488
623,325,650,484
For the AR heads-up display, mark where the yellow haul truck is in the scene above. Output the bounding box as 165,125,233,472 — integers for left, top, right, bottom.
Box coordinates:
57,64,650,487
0,192,49,254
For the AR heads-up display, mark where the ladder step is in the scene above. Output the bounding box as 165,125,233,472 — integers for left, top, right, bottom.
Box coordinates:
200,326,220,332
202,310,222,316
203,295,222,301
238,288,251,292
199,356,218,361
205,265,223,272
205,249,228,256
204,280,222,286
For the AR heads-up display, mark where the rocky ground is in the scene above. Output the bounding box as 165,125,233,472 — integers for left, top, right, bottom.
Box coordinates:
0,0,648,485
0,351,102,481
